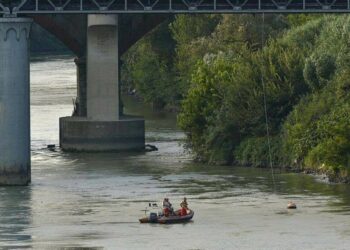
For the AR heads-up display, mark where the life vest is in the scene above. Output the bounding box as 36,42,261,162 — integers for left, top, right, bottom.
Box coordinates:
180,207,187,216
163,207,170,217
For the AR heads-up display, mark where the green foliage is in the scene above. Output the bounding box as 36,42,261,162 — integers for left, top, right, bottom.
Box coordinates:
286,14,322,27
169,15,222,94
178,16,313,163
169,14,288,96
121,21,178,109
178,50,257,163
282,16,350,178
209,14,288,51
284,68,350,174
304,53,336,91
169,14,221,45
122,14,288,110
234,136,286,167
129,43,176,109
121,13,350,180
305,104,350,172
178,14,350,181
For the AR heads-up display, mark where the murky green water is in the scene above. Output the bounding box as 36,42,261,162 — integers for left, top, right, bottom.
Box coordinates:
1,55,350,249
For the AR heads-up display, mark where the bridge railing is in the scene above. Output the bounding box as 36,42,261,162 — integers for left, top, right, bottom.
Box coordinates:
0,0,349,14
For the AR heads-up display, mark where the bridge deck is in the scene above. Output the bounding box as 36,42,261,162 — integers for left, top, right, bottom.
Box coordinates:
0,0,350,15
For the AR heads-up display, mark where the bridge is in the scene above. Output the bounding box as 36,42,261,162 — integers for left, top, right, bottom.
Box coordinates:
0,0,348,186
1,0,350,14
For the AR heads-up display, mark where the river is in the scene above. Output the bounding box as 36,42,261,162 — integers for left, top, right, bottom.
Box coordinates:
1,55,350,250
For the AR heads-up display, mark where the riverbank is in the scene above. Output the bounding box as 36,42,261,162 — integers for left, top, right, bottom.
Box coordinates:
189,156,350,185
292,167,350,184
229,161,350,184
124,93,350,184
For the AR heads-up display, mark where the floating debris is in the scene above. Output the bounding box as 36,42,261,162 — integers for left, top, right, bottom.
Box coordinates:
145,144,158,152
47,144,56,151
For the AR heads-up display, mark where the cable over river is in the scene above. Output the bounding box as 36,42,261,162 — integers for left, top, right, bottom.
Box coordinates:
1,55,350,249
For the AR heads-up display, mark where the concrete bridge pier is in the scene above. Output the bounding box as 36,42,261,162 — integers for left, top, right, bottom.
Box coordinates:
86,14,120,120
74,56,87,117
0,18,32,185
60,15,145,151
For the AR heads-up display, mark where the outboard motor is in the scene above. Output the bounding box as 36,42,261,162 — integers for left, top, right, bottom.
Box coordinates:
149,212,158,222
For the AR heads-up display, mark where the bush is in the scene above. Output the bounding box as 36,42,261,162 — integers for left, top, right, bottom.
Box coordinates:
234,136,287,167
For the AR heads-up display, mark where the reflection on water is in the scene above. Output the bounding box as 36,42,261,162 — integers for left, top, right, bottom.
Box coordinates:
0,187,32,247
1,55,350,249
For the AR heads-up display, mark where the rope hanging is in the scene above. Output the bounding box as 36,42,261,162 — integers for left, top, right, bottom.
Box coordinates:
261,12,276,190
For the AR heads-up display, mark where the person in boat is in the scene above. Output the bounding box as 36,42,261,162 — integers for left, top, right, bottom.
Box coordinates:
180,197,188,208
163,198,173,217
179,197,188,216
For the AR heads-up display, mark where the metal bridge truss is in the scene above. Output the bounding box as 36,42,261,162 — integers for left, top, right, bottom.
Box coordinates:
0,0,350,15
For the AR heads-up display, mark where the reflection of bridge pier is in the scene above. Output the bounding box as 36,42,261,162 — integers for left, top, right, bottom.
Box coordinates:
59,14,145,152
0,18,32,185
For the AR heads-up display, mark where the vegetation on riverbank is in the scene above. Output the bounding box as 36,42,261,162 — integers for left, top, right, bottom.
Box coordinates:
122,14,350,182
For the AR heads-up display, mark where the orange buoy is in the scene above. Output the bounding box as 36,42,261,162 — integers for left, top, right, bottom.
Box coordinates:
287,201,297,209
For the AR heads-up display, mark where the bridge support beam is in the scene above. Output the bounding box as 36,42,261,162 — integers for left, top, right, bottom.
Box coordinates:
0,18,32,185
60,15,144,151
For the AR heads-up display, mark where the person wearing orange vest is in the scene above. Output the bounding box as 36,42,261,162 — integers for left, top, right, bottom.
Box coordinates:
180,197,188,216
163,198,173,217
